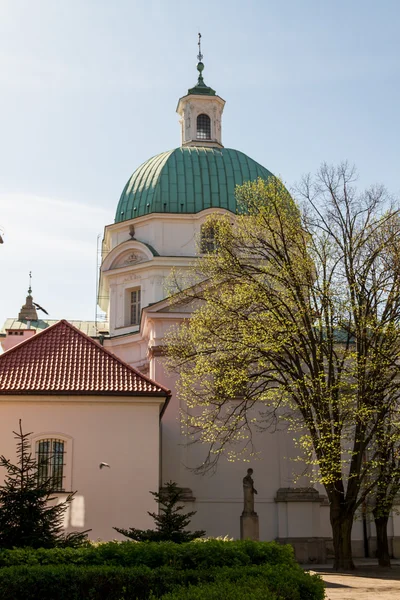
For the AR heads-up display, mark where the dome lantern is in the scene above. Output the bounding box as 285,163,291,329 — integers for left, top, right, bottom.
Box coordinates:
176,34,225,149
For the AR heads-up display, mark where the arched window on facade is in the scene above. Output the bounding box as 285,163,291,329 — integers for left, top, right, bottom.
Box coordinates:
197,113,211,140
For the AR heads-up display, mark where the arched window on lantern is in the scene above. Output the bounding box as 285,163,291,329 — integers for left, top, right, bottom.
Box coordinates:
197,114,211,140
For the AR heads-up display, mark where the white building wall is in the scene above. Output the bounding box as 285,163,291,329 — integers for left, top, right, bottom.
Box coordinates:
0,396,162,541
149,347,314,543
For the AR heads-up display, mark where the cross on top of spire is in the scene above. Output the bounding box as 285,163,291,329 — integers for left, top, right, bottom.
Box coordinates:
197,32,203,62
186,33,216,97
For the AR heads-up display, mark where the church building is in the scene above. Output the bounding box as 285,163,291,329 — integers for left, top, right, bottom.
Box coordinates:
1,48,399,562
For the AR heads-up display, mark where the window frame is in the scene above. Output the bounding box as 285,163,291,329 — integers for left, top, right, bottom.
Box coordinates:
196,113,211,140
31,433,73,492
129,287,141,326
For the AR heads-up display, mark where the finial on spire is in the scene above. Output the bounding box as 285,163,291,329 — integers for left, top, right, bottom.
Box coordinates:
28,271,32,295
197,32,203,62
196,33,205,84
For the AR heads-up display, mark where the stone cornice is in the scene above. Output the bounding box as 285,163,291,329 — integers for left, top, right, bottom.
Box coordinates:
275,488,325,503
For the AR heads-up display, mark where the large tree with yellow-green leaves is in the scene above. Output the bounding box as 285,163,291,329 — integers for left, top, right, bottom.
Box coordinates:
165,164,400,570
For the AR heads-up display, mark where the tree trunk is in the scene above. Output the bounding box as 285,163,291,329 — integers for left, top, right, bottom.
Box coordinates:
374,514,391,567
330,508,355,570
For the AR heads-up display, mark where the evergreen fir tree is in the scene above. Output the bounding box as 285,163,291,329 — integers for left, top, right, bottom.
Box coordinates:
0,420,89,549
114,481,205,543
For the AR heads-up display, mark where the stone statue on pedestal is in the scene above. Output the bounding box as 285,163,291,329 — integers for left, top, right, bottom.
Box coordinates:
242,468,258,515
240,467,259,541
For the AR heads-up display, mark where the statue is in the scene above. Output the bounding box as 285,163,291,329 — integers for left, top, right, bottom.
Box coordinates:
240,467,259,540
242,468,257,515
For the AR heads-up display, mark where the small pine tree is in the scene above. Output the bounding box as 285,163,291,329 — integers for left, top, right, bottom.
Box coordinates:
0,420,89,549
114,481,205,543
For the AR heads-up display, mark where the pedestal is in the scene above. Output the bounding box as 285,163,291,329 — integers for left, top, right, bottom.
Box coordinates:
275,487,328,563
240,513,259,541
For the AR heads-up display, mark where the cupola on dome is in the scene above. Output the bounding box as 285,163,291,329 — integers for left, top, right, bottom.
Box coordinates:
115,147,274,223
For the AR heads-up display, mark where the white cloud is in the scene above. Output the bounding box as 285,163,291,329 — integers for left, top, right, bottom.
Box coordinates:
0,193,112,323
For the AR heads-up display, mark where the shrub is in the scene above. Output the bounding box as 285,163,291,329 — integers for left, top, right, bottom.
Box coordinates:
0,565,226,600
0,563,325,600
161,580,279,600
0,539,296,570
189,564,325,600
0,565,154,600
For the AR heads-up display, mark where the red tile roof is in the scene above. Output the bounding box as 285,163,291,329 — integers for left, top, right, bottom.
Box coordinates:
0,320,170,397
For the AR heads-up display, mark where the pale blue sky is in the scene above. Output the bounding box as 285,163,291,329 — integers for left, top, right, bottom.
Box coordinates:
0,0,399,324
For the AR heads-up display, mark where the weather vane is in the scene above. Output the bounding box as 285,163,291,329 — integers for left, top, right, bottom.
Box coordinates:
28,271,32,295
197,32,203,62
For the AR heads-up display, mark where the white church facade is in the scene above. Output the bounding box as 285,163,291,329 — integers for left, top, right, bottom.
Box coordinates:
1,54,400,563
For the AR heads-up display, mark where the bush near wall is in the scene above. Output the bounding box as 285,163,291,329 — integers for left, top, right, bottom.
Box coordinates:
0,563,325,600
162,581,279,600
160,564,325,600
0,539,296,569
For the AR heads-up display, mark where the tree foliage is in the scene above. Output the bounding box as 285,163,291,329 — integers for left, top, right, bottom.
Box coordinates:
164,166,400,569
114,481,205,543
0,421,89,549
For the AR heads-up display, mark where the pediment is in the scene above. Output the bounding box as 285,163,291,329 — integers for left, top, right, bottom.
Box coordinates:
101,240,154,272
110,249,149,269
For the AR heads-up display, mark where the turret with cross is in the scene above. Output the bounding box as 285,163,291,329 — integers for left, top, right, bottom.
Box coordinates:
176,34,225,148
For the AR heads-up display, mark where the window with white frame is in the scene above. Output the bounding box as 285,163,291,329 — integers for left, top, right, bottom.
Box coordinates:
36,438,66,491
130,288,141,325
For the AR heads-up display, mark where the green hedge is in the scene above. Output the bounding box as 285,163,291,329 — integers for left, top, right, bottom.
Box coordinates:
161,580,279,600
0,563,325,600
0,540,296,570
161,564,325,600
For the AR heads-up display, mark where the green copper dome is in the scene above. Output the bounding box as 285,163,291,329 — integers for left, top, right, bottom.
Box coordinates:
115,147,274,223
